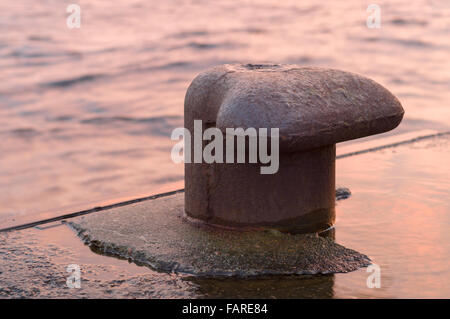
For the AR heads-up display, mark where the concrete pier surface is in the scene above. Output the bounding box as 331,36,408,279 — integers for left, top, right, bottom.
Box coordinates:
1,132,449,298
68,192,370,277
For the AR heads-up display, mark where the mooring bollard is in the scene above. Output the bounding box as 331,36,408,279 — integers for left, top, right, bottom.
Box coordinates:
184,63,404,234
71,63,404,275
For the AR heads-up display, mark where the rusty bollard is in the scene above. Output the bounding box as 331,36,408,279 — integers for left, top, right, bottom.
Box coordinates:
184,63,404,234
70,63,403,276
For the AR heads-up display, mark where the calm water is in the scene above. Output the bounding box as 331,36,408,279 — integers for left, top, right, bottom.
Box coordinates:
0,0,449,220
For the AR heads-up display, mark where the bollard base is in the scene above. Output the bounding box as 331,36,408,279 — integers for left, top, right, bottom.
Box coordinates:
69,193,370,277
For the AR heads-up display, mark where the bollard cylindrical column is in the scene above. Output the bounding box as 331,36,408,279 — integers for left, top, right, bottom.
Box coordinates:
184,64,404,233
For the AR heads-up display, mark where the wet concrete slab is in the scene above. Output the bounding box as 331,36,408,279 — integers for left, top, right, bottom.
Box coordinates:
0,224,196,298
68,193,371,277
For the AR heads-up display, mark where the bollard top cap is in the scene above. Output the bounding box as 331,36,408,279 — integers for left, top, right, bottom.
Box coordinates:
185,63,404,151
